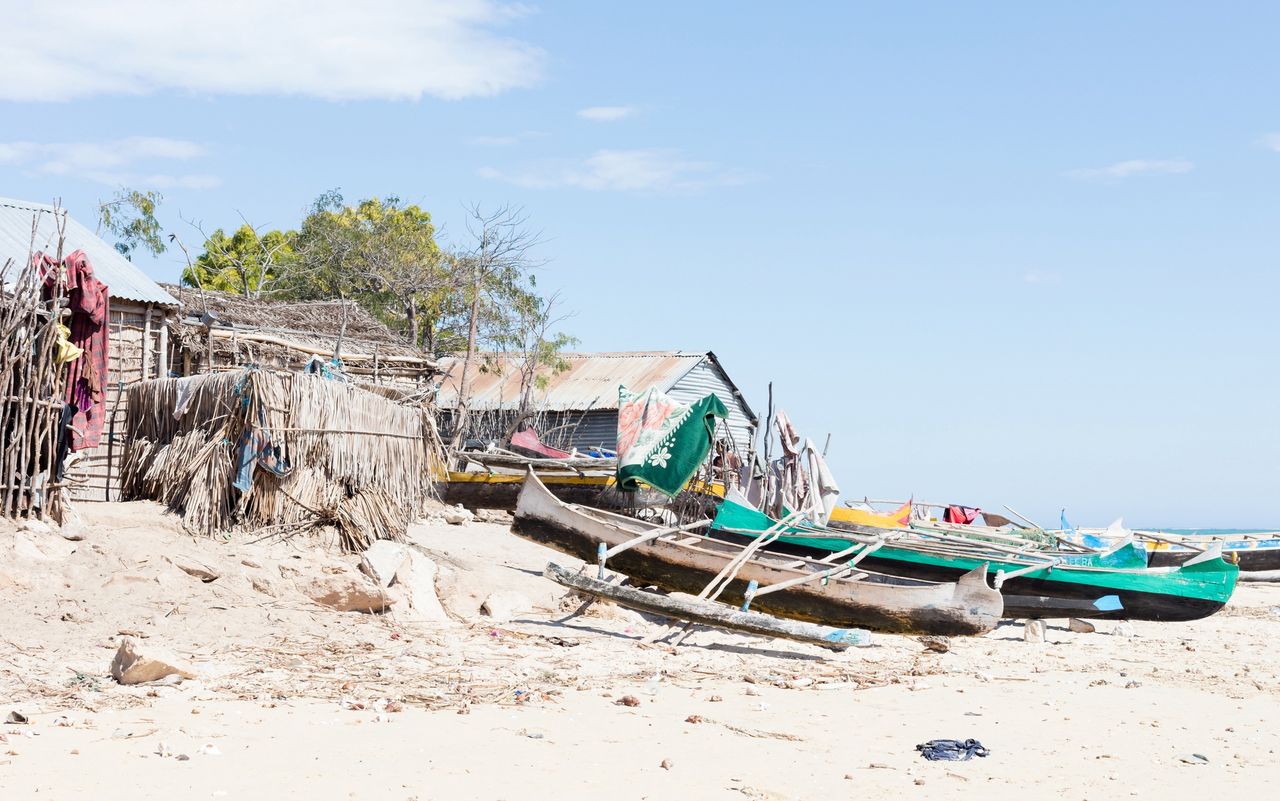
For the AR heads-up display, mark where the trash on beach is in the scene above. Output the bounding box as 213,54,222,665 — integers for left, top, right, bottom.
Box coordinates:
916,739,990,761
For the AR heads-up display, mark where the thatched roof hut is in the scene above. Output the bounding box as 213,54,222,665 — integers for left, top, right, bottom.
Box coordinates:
161,284,437,387
121,369,445,549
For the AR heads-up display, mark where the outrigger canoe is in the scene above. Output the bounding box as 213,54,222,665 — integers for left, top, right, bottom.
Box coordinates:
512,471,1004,636
1067,529,1280,572
711,499,1239,622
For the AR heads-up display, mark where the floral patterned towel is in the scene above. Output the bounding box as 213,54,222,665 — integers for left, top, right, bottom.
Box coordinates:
616,385,727,496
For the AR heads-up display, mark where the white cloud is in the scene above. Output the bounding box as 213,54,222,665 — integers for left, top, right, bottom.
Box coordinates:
1260,133,1280,152
0,0,544,102
479,149,755,192
0,136,220,189
469,131,546,146
576,105,636,122
1066,159,1194,180
1022,270,1061,285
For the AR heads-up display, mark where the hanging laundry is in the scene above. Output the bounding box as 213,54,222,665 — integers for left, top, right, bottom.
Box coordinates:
52,323,83,365
39,249,110,452
802,438,840,525
981,511,1015,528
943,505,982,525
616,385,727,496
172,376,201,420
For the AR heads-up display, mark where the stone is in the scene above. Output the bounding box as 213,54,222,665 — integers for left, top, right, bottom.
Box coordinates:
359,541,410,588
918,635,950,653
249,575,282,597
394,551,451,623
480,590,530,622
1069,618,1096,634
110,637,198,685
20,519,52,535
12,532,75,563
1023,619,1046,643
169,557,219,583
474,508,513,525
302,575,398,613
443,505,474,526
1112,621,1136,638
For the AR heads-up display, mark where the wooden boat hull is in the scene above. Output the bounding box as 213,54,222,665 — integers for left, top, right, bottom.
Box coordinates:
441,471,614,511
513,473,1003,636
1148,547,1280,572
711,503,1238,623
1064,529,1280,572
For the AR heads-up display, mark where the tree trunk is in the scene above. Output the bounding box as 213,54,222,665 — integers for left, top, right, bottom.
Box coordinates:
451,268,484,450
406,296,419,350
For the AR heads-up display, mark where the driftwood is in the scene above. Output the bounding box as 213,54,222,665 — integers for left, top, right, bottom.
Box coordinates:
544,562,871,650
1239,570,1280,583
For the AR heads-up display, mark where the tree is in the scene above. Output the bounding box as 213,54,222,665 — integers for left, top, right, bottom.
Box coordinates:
97,188,165,260
182,221,298,298
450,204,546,448
293,192,453,351
491,289,578,442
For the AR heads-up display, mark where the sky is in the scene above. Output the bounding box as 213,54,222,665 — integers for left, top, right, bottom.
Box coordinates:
2,1,1277,527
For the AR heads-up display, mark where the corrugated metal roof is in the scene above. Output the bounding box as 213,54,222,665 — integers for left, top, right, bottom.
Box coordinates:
0,196,179,307
434,351,708,411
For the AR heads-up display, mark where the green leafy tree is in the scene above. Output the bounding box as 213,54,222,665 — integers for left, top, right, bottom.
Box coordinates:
292,192,453,350
183,223,298,298
97,188,166,260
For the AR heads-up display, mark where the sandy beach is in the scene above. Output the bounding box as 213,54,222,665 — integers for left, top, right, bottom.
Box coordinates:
2,502,1279,800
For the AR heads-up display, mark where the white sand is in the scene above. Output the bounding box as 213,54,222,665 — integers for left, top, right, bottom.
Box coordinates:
2,502,1279,799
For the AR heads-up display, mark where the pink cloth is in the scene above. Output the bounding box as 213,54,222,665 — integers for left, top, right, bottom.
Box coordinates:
40,249,110,451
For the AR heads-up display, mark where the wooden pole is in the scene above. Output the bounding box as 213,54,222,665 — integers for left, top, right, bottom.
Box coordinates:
141,304,153,379
157,311,169,378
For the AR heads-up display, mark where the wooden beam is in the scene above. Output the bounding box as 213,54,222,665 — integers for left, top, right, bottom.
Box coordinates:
544,562,870,650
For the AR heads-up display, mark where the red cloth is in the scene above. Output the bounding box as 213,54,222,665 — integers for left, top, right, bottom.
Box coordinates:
40,249,110,451
943,505,981,525
509,427,572,459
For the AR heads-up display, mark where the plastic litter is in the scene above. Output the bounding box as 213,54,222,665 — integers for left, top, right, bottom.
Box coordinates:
916,739,990,761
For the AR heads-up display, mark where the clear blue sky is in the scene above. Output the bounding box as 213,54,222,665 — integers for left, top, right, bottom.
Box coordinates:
2,2,1277,527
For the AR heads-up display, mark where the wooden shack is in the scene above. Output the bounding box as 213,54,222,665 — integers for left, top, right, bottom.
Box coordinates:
432,351,759,459
0,196,180,503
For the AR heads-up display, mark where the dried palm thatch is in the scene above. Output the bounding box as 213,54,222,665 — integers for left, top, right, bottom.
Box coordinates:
162,284,436,384
120,369,445,550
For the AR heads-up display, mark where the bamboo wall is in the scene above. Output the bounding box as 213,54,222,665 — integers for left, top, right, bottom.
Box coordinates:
65,302,169,502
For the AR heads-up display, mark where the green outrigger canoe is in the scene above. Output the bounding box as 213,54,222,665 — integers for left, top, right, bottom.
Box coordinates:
711,499,1238,622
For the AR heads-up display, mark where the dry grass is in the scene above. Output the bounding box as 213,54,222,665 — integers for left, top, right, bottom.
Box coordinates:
120,369,445,549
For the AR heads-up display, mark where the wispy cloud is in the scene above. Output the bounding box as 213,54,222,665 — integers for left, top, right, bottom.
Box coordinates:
1066,158,1194,181
469,131,547,147
1022,269,1061,285
479,148,755,192
0,1,544,102
576,105,637,122
1260,133,1280,152
0,136,219,189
